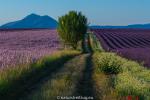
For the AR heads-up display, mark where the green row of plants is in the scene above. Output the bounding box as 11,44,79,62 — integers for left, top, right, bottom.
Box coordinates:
0,50,80,100
89,32,104,52
79,32,104,53
92,52,150,100
22,54,88,100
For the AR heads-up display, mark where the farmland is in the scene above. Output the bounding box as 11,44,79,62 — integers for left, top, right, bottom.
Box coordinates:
0,29,60,69
0,28,149,100
92,29,150,68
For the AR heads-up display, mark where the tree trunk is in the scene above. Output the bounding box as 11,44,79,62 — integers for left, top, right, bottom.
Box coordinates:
82,34,87,53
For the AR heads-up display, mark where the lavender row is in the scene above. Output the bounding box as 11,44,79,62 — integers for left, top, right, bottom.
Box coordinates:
92,29,150,49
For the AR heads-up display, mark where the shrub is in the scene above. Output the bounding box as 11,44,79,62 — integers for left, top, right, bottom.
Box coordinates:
57,11,88,50
94,52,123,75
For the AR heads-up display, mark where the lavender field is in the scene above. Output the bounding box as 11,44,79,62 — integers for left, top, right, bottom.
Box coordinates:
92,29,150,68
0,29,60,69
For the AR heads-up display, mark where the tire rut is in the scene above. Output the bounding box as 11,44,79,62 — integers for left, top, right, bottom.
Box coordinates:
74,54,95,99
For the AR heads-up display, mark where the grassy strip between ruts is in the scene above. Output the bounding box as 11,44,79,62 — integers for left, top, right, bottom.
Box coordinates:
21,54,89,100
81,32,103,53
92,52,150,100
0,50,80,100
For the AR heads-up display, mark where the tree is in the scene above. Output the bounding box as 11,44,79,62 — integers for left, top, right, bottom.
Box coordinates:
57,11,88,50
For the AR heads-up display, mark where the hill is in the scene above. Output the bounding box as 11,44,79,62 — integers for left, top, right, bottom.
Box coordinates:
0,14,58,29
90,23,150,29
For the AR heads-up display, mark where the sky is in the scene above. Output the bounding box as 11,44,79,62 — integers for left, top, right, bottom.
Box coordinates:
0,0,150,26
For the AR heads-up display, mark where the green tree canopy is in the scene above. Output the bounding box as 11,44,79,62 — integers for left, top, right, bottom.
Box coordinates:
57,11,88,50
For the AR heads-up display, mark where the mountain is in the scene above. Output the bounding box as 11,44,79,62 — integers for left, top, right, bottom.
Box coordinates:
0,14,58,29
90,23,150,29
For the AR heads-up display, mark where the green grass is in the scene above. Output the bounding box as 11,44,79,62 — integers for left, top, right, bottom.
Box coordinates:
115,72,149,99
0,50,80,100
21,54,88,100
79,32,103,53
89,32,104,52
92,53,118,100
92,52,150,100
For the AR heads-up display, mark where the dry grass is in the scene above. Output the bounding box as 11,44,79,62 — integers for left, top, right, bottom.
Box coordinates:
22,54,88,100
